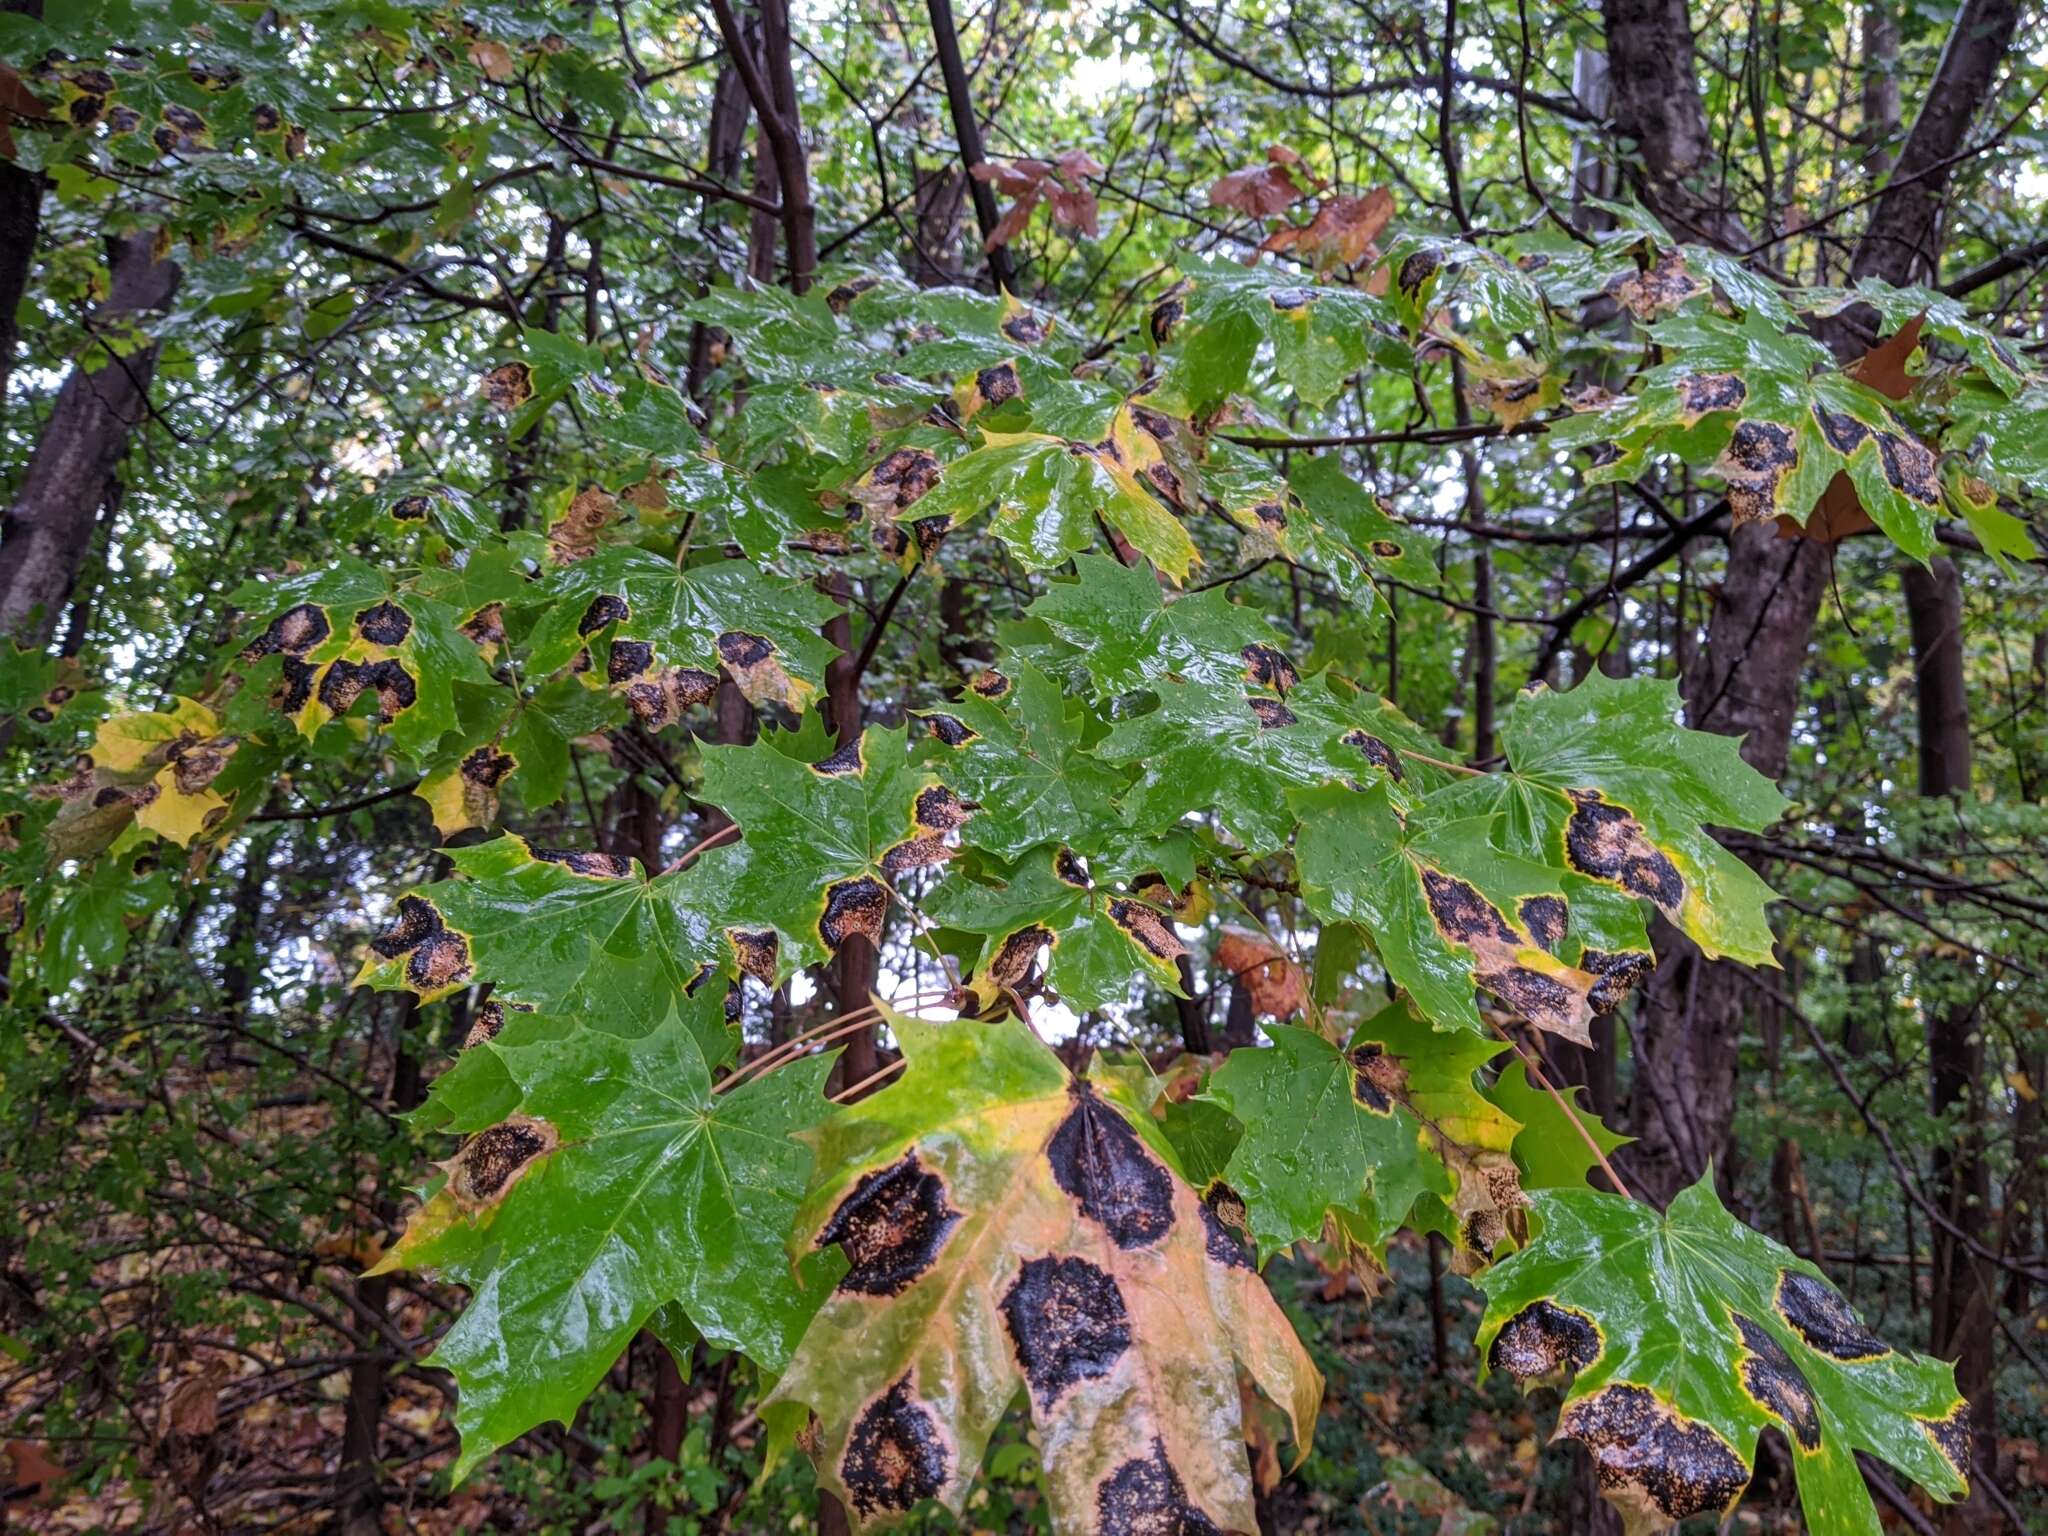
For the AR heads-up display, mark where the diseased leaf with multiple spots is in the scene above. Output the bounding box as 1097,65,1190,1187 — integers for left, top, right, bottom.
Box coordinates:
1292,782,1604,1042
1476,672,1788,967
929,843,1189,1013
700,725,974,975
1204,1022,1448,1262
354,834,730,1008
234,556,495,760
911,659,1124,859
904,428,1198,581
526,548,841,723
373,990,837,1481
66,697,238,849
1478,1179,1969,1536
1546,309,1955,559
770,1010,1320,1533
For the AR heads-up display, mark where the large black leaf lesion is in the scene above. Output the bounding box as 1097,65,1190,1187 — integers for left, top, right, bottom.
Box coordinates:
1488,1299,1601,1389
1732,1313,1820,1452
1001,1254,1132,1404
1560,1383,1750,1530
1045,1084,1175,1250
816,1152,963,1297
370,894,473,993
841,1376,951,1518
1774,1270,1891,1362
1095,1438,1222,1536
448,1117,557,1208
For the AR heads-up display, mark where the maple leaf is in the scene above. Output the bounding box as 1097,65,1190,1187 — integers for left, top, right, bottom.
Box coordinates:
1257,187,1393,268
374,989,836,1480
1479,1180,1970,1536
1209,145,1315,217
770,1010,1320,1533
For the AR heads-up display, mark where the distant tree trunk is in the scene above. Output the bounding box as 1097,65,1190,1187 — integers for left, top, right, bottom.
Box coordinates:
336,993,425,1535
0,2,46,423
687,39,757,399
925,0,1014,291
0,231,179,646
1614,0,2019,1208
1905,556,1998,1519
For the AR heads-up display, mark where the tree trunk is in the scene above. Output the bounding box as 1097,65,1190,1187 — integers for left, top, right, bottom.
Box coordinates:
925,0,1014,290
0,231,180,646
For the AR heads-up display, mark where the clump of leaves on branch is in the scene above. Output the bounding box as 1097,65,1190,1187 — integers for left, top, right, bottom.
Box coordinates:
10,160,2039,1531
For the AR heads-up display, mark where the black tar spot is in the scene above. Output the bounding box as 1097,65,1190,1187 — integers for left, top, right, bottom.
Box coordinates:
455,1121,550,1202
841,1376,949,1517
1046,1084,1176,1250
278,656,317,713
372,895,442,958
818,1152,962,1296
1001,308,1051,347
1565,791,1684,910
716,631,774,668
407,929,473,991
608,639,654,683
1812,403,1870,457
812,738,864,777
463,1000,505,1050
1054,846,1092,888
1421,868,1518,948
825,275,881,312
461,745,516,789
821,875,888,952
990,924,1053,988
1776,1271,1890,1360
1397,248,1441,297
976,362,1021,407
1490,1299,1599,1384
728,928,780,987
1562,1384,1750,1526
1200,1183,1255,1270
1269,286,1314,311
1921,1406,1972,1482
1583,948,1655,1014
867,448,942,509
917,712,976,747
915,786,975,832
244,602,330,659
969,669,1010,700
1097,1439,1222,1536
1677,373,1746,416
318,658,417,720
1721,419,1798,523
1734,1314,1820,1451
1478,965,1577,1028
1242,644,1297,694
1109,898,1184,964
1520,895,1568,952
529,846,633,879
579,594,630,636
1248,695,1296,729
1002,1255,1132,1403
1370,538,1403,558
1342,729,1404,781
1348,1042,1400,1112
1877,428,1940,505
354,601,412,647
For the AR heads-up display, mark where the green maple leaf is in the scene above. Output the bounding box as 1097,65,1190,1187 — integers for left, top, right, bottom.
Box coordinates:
1099,671,1408,855
928,843,1188,1012
526,547,841,720
1799,277,2037,398
354,834,730,1008
375,990,838,1481
1381,234,1547,339
233,554,496,760
1205,1023,1447,1262
906,428,1198,580
769,1009,1320,1534
1025,553,1285,697
700,724,972,975
1451,671,1788,968
1547,309,1949,558
1486,1059,1631,1192
1477,1180,1969,1536
1290,783,1603,1042
1151,257,1401,409
913,658,1125,860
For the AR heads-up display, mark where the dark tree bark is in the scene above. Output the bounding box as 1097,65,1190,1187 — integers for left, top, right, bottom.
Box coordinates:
925,0,1015,291
0,153,38,422
0,231,179,646
1615,0,2019,1207
709,0,815,292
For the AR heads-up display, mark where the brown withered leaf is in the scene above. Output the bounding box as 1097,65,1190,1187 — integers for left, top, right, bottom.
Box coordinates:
1210,145,1314,217
973,150,1104,250
1772,313,1925,547
1214,926,1305,1019
479,361,533,411
1259,187,1394,269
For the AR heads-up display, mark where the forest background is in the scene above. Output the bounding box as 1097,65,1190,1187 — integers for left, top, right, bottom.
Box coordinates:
0,0,2045,1532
